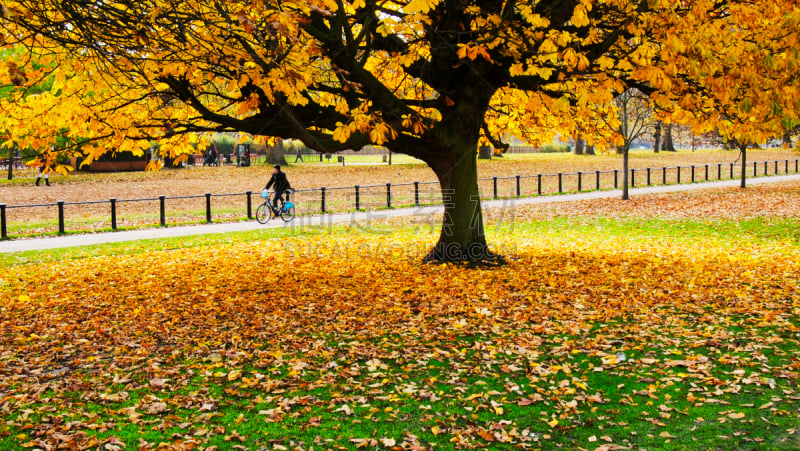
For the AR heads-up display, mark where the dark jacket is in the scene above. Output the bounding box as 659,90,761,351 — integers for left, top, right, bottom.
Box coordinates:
265,170,291,193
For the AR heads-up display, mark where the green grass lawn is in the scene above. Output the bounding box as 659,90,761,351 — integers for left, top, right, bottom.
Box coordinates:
1,214,799,450
4,215,799,267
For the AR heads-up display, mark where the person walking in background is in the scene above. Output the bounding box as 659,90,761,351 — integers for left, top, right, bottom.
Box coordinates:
35,160,49,186
204,145,218,166
13,149,23,169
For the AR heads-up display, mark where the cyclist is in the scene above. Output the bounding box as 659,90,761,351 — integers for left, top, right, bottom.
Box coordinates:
264,164,292,214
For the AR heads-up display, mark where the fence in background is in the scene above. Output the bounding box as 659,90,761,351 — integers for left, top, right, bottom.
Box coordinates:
1,158,798,239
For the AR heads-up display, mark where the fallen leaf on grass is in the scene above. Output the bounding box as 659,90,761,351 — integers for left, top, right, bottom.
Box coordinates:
145,402,168,415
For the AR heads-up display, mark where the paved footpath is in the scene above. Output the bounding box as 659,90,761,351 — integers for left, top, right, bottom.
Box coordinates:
2,174,799,254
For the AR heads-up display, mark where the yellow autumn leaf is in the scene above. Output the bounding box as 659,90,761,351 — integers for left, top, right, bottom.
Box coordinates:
405,0,439,14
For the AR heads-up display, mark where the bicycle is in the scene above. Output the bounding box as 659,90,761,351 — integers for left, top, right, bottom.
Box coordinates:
256,189,296,224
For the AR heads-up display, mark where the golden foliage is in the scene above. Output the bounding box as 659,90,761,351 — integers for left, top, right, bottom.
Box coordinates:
0,1,797,158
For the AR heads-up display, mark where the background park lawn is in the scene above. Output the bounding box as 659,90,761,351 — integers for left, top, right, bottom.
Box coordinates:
1,148,798,238
1,181,799,450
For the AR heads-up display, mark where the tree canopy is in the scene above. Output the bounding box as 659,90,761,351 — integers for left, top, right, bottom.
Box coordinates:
1,0,798,261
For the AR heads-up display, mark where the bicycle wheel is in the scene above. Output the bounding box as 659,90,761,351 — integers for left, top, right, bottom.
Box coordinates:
255,203,271,224
280,205,295,222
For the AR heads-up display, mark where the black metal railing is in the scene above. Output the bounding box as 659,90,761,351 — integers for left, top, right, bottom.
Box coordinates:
1,158,798,240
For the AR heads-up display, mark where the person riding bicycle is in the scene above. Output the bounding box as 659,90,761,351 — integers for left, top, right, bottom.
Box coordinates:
264,164,292,214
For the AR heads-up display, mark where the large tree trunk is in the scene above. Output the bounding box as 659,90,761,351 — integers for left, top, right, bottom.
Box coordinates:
784,129,794,149
663,124,676,152
420,79,498,263
424,141,492,263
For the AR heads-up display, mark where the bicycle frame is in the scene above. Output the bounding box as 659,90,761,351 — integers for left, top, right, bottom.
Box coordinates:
261,189,294,208
254,190,296,224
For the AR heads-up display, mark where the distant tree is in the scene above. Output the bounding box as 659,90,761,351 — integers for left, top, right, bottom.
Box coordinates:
266,139,288,166
783,125,798,149
574,135,586,155
662,124,677,152
653,122,662,153
611,89,652,200
0,46,68,179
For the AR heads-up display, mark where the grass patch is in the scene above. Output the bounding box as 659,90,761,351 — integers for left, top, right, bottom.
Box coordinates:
4,215,797,266
1,213,799,449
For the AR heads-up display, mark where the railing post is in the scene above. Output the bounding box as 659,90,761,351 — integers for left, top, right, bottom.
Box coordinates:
786,159,789,174
796,159,799,173
414,182,420,205
493,176,498,199
205,193,212,223
515,175,521,198
730,163,734,179
57,200,65,235
355,185,360,211
631,169,635,187
764,160,768,175
647,167,651,186
775,160,779,175
110,198,117,231
663,167,667,185
677,166,681,184
691,165,695,183
0,204,6,240
246,191,253,219
753,161,757,177
159,195,166,227
558,173,563,193
705,164,709,181
596,170,601,191
320,187,326,213
577,171,582,192
537,174,542,196
614,169,618,189
386,183,392,208
717,163,722,180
